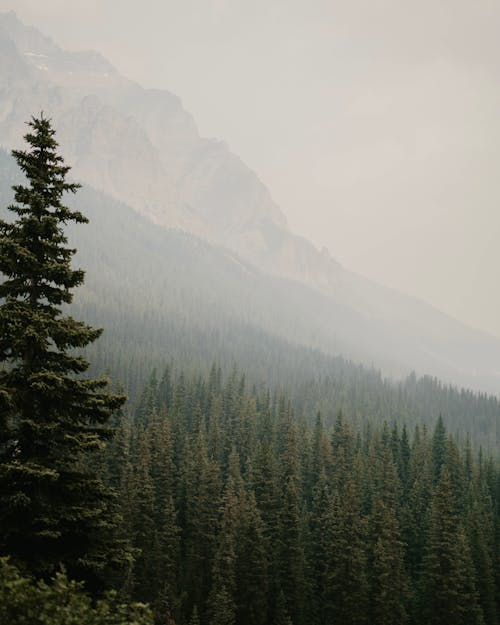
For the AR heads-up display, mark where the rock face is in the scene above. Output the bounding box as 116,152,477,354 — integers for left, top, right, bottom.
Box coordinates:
0,10,327,283
1,10,500,393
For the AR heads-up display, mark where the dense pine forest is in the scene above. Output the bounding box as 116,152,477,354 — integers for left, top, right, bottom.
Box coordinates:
108,368,500,625
0,117,499,625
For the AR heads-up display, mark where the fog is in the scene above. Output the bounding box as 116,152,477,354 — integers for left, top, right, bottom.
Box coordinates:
4,0,500,338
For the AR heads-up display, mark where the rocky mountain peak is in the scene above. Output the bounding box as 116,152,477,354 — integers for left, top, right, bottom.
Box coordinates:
0,10,59,59
0,12,308,280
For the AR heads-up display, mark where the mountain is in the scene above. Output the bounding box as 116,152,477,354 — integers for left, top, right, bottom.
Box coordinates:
1,10,500,395
2,147,498,456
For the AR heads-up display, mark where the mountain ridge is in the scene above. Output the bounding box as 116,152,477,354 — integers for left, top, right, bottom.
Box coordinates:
0,10,344,287
1,147,500,399
1,12,500,395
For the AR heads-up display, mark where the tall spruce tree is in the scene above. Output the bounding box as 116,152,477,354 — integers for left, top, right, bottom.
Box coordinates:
0,116,127,586
419,467,483,625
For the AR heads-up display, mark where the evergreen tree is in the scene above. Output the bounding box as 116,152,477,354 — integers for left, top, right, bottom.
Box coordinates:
128,436,156,603
207,476,238,621
401,425,432,581
419,467,483,625
146,412,180,622
0,115,127,587
431,416,447,483
368,443,408,625
466,477,497,625
250,411,281,607
323,476,369,625
278,421,307,625
182,425,221,620
309,469,332,625
235,490,268,625
370,497,408,625
322,415,369,625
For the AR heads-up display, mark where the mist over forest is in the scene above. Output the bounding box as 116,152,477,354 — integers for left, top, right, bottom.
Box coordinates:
0,7,498,625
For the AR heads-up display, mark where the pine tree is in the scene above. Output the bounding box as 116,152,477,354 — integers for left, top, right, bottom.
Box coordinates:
249,437,281,623
419,467,483,625
278,420,307,625
146,411,180,621
128,436,156,603
307,412,332,504
182,425,221,620
370,497,408,625
208,476,238,621
235,490,268,625
309,469,332,625
323,475,369,625
0,115,127,587
466,476,497,625
368,443,408,625
323,414,369,625
401,425,432,581
431,416,447,484
398,424,411,504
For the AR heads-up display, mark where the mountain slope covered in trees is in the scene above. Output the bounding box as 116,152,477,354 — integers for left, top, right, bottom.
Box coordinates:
0,13,499,625
0,81,498,625
1,148,498,454
1,11,500,394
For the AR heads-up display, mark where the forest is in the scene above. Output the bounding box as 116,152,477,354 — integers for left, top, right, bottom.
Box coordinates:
107,367,500,625
0,118,499,625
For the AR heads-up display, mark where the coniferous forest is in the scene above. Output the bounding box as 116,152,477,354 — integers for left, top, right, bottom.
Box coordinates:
0,118,499,625
109,367,500,625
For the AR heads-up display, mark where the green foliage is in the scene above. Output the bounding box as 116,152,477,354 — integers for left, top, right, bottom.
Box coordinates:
420,467,483,625
0,116,128,587
113,370,500,625
0,558,152,625
368,440,408,625
208,586,235,625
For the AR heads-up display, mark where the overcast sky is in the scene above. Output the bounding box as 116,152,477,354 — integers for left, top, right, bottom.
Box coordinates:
3,0,500,338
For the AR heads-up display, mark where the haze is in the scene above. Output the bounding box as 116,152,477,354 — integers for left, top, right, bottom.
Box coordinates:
4,0,500,338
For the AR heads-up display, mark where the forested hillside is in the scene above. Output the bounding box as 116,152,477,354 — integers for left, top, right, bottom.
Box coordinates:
0,110,498,625
0,148,498,454
104,369,500,625
1,9,499,625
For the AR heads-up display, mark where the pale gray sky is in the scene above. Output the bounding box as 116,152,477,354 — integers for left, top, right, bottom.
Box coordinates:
4,0,500,337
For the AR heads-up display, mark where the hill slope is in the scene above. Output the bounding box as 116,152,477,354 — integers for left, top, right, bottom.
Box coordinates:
1,11,500,395
1,149,499,455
